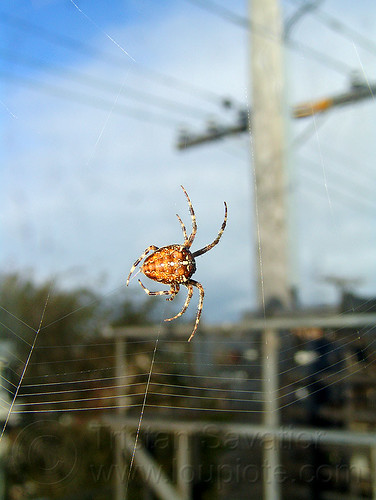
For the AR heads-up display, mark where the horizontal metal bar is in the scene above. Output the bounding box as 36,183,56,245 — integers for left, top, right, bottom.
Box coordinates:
102,314,376,339
104,416,376,447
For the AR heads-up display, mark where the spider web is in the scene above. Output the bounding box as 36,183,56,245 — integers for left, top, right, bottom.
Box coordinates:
2,0,376,498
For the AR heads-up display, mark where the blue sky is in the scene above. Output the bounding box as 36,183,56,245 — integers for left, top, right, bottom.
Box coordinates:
2,0,376,324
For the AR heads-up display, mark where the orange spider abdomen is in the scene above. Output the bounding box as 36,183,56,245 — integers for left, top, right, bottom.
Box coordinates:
142,245,196,284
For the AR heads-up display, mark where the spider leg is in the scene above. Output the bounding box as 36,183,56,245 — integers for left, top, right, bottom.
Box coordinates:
176,213,188,242
126,245,158,285
192,201,227,258
166,283,180,301
138,279,173,298
165,283,193,322
180,185,197,248
187,280,204,342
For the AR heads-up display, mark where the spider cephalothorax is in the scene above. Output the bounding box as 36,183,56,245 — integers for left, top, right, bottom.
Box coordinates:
126,185,227,342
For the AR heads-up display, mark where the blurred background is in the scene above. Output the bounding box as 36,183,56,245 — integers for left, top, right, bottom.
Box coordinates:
1,1,376,499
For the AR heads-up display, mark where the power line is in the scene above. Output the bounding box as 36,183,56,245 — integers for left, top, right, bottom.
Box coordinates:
297,154,376,205
299,168,376,213
284,0,324,39
181,0,354,76
318,142,376,185
216,135,376,216
291,113,329,148
299,177,376,216
0,69,180,128
293,125,376,190
287,38,352,74
0,49,210,120
181,0,250,29
217,137,376,218
309,5,376,57
0,11,224,106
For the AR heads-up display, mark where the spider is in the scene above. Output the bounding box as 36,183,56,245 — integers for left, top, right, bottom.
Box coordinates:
126,185,227,342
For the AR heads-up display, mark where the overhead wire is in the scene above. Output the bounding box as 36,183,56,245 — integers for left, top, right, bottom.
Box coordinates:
0,1,360,116
308,5,376,57
0,49,214,120
298,154,376,204
318,142,376,184
0,69,179,128
221,138,376,216
180,0,250,29
299,168,376,213
0,11,224,106
181,0,354,76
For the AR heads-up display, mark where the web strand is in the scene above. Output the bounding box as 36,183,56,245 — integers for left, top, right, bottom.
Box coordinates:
126,335,160,487
0,290,50,441
69,0,135,62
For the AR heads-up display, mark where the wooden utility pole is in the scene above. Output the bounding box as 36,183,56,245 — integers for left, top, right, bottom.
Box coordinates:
250,1,286,499
250,0,291,313
262,328,280,500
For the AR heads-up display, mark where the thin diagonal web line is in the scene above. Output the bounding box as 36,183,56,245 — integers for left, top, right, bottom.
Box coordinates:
125,334,160,491
69,0,135,62
0,290,50,441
